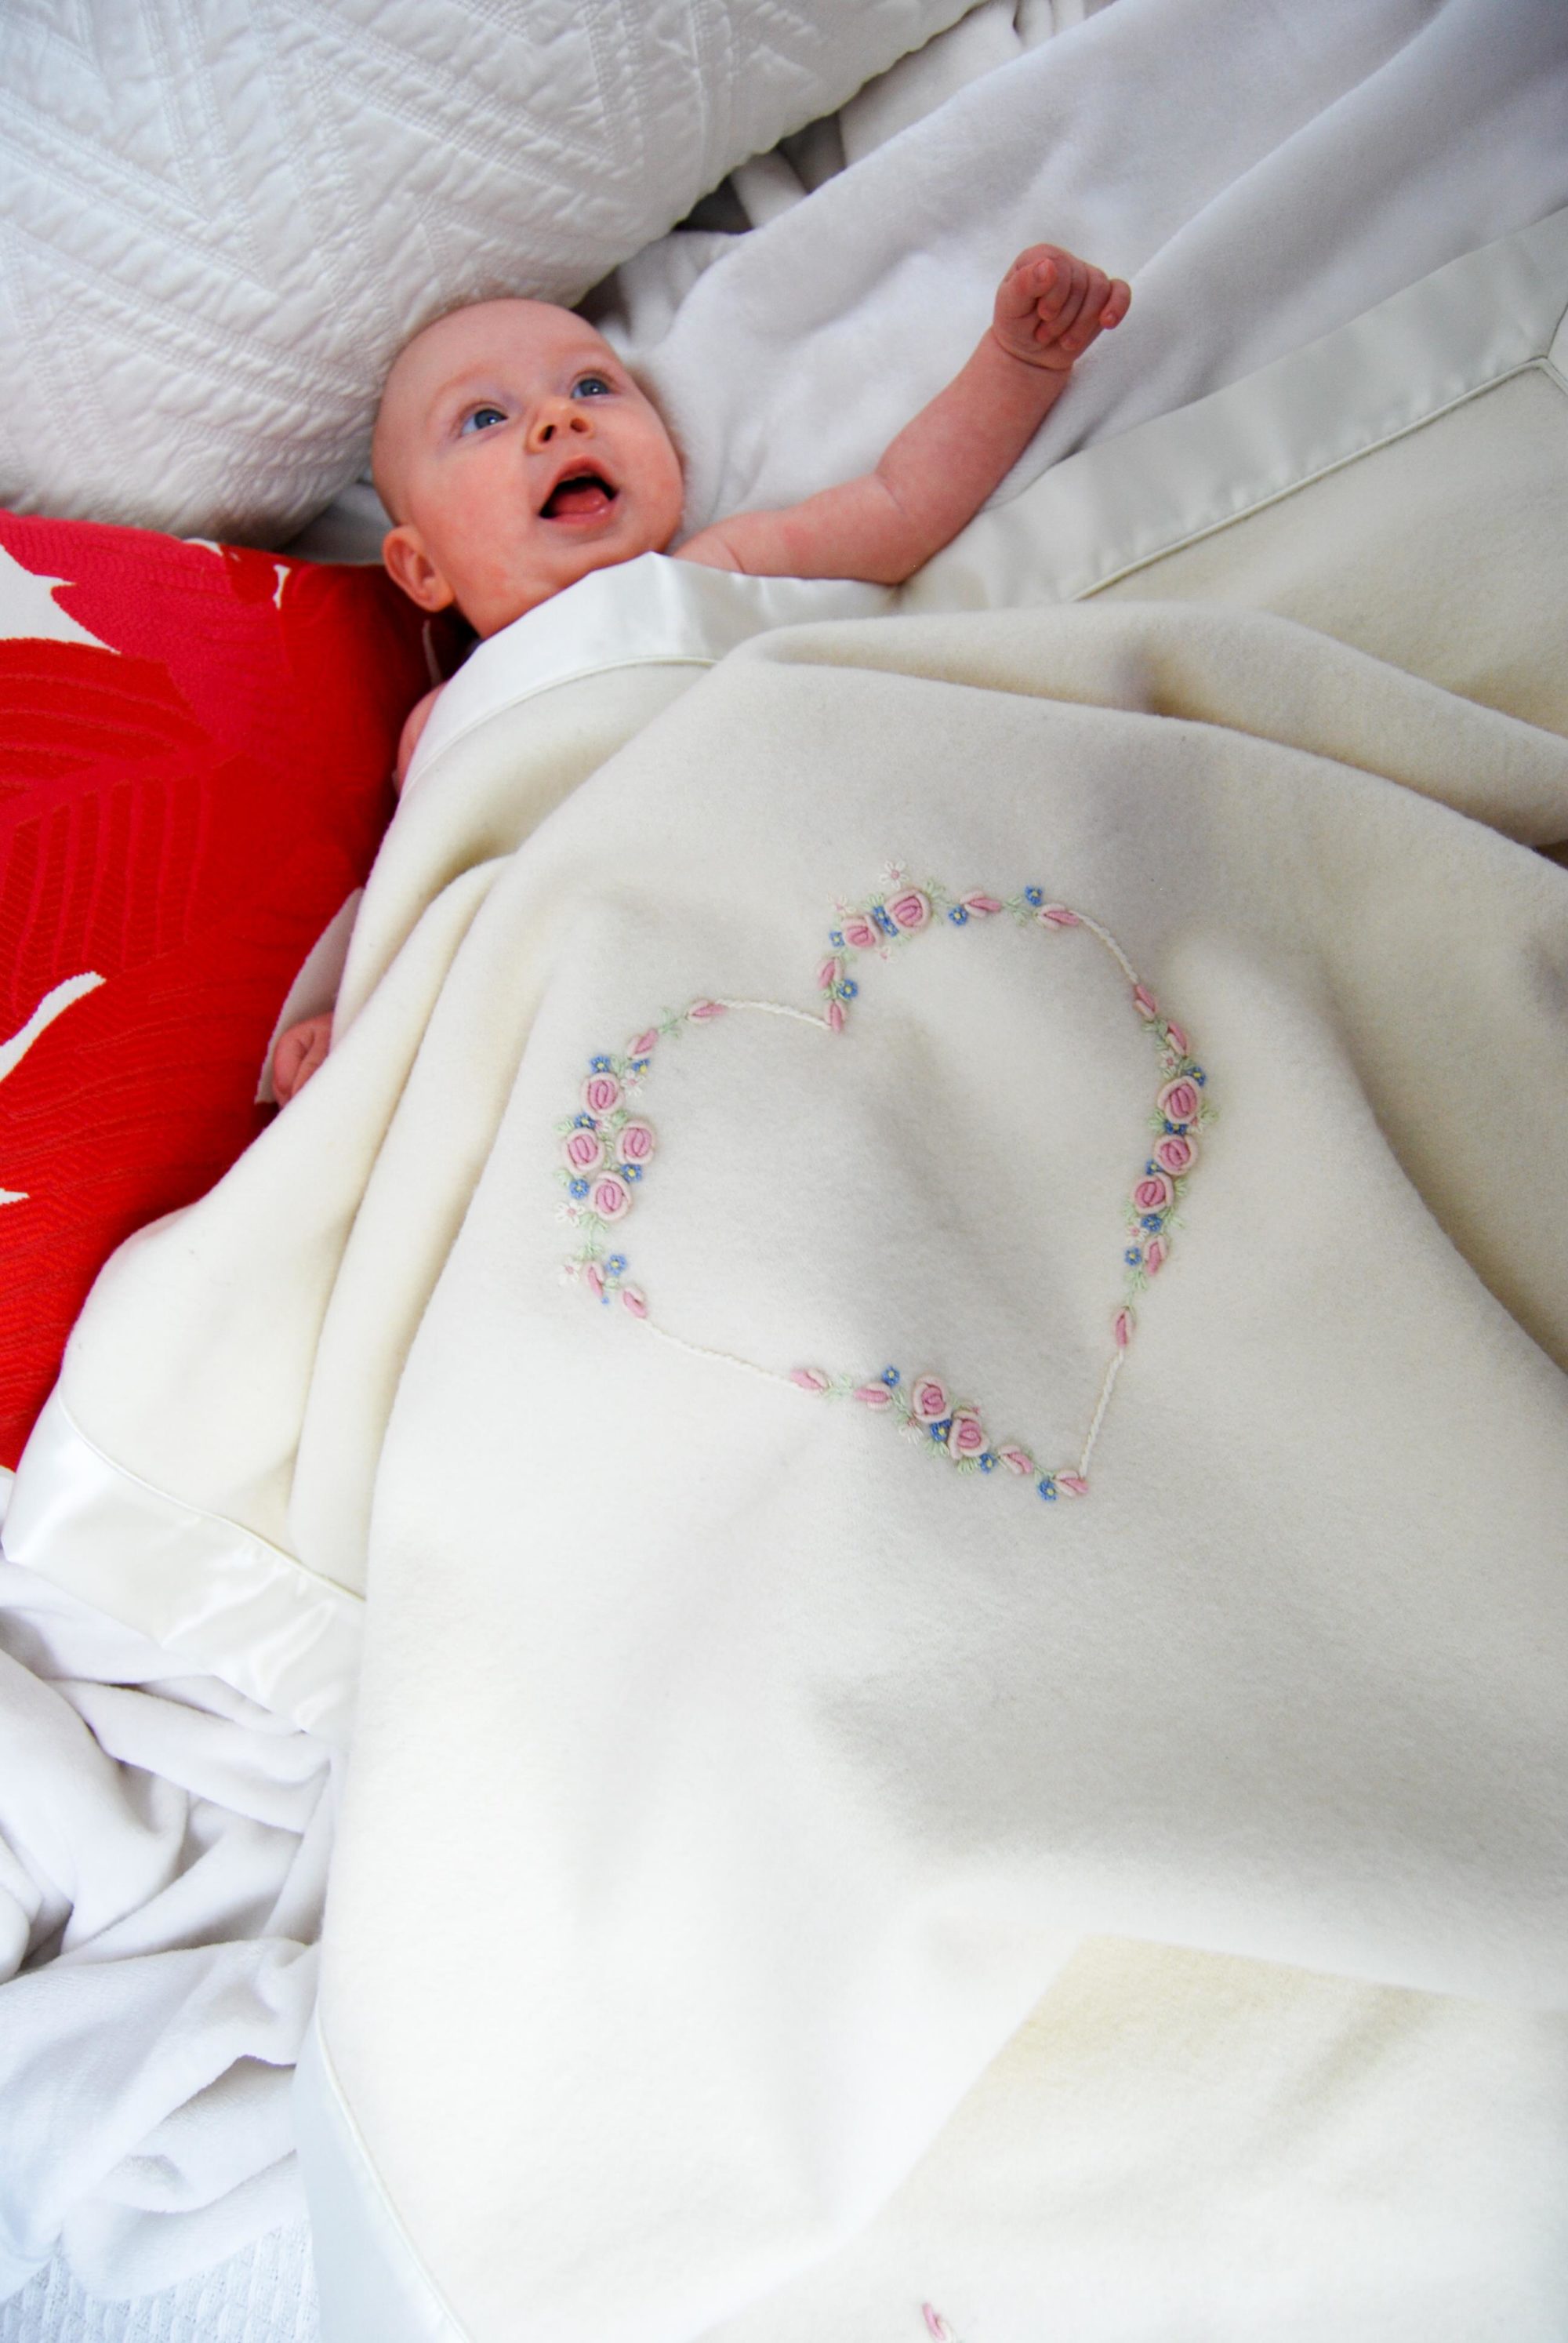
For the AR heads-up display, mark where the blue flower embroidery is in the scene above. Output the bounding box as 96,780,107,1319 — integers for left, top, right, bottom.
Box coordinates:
557,872,1210,1513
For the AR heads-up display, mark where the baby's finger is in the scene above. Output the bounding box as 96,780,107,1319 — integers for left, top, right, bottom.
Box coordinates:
1009,243,1063,285
1032,252,1070,313
996,246,1058,321
272,1031,307,1104
1100,278,1132,329
1036,252,1088,341
1062,266,1112,352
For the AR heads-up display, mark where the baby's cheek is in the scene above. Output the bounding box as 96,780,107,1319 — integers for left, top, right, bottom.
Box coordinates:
636,423,688,549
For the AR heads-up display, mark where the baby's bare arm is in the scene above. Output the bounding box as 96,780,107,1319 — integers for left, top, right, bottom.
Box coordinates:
677,247,1128,587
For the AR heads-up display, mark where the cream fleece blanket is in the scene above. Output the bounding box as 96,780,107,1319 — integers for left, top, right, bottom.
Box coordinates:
18,568,1568,2338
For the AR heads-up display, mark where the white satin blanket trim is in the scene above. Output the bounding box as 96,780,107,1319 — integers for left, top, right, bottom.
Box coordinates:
911,205,1568,609
407,565,887,793
4,1395,360,1748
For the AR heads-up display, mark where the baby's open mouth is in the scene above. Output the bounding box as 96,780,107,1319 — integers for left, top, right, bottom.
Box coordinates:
540,467,618,521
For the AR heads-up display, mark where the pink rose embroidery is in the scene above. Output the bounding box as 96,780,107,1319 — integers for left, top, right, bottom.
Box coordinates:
946,1408,987,1460
590,1173,630,1222
1152,1131,1198,1177
911,1375,949,1422
561,873,1206,1508
1157,1077,1200,1126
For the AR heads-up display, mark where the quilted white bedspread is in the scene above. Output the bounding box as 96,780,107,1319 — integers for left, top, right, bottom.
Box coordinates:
0,0,972,543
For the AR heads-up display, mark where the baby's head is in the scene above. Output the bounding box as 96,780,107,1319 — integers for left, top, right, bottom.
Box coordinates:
372,300,685,638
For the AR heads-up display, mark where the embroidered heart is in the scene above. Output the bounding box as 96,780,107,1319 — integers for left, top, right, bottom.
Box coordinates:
554,870,1212,1506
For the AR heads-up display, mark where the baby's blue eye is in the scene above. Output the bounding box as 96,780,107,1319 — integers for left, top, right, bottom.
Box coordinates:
572,374,612,398
460,405,507,434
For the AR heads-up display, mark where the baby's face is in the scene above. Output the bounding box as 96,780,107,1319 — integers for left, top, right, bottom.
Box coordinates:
372,300,685,638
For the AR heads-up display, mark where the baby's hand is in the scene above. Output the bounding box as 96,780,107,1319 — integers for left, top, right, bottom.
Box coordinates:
272,1012,332,1106
992,244,1130,373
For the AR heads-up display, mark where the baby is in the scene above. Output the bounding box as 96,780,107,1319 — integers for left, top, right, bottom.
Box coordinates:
270,244,1130,1103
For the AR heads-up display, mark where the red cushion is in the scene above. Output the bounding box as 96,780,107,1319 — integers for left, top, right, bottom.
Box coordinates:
0,514,437,1469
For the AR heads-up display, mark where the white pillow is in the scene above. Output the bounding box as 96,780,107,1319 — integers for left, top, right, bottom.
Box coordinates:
0,0,974,544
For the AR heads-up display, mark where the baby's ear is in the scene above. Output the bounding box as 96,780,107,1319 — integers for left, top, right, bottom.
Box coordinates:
382,525,456,612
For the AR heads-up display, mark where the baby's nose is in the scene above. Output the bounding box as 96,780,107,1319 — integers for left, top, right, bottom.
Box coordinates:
527,400,593,451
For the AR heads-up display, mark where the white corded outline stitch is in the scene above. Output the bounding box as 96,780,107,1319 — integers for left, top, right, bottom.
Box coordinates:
556,870,1213,1504
1,973,107,1205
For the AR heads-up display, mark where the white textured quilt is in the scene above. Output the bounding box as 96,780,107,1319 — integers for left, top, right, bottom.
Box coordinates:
0,0,972,540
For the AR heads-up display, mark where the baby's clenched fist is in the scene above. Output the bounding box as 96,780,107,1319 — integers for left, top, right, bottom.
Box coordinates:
992,244,1130,373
